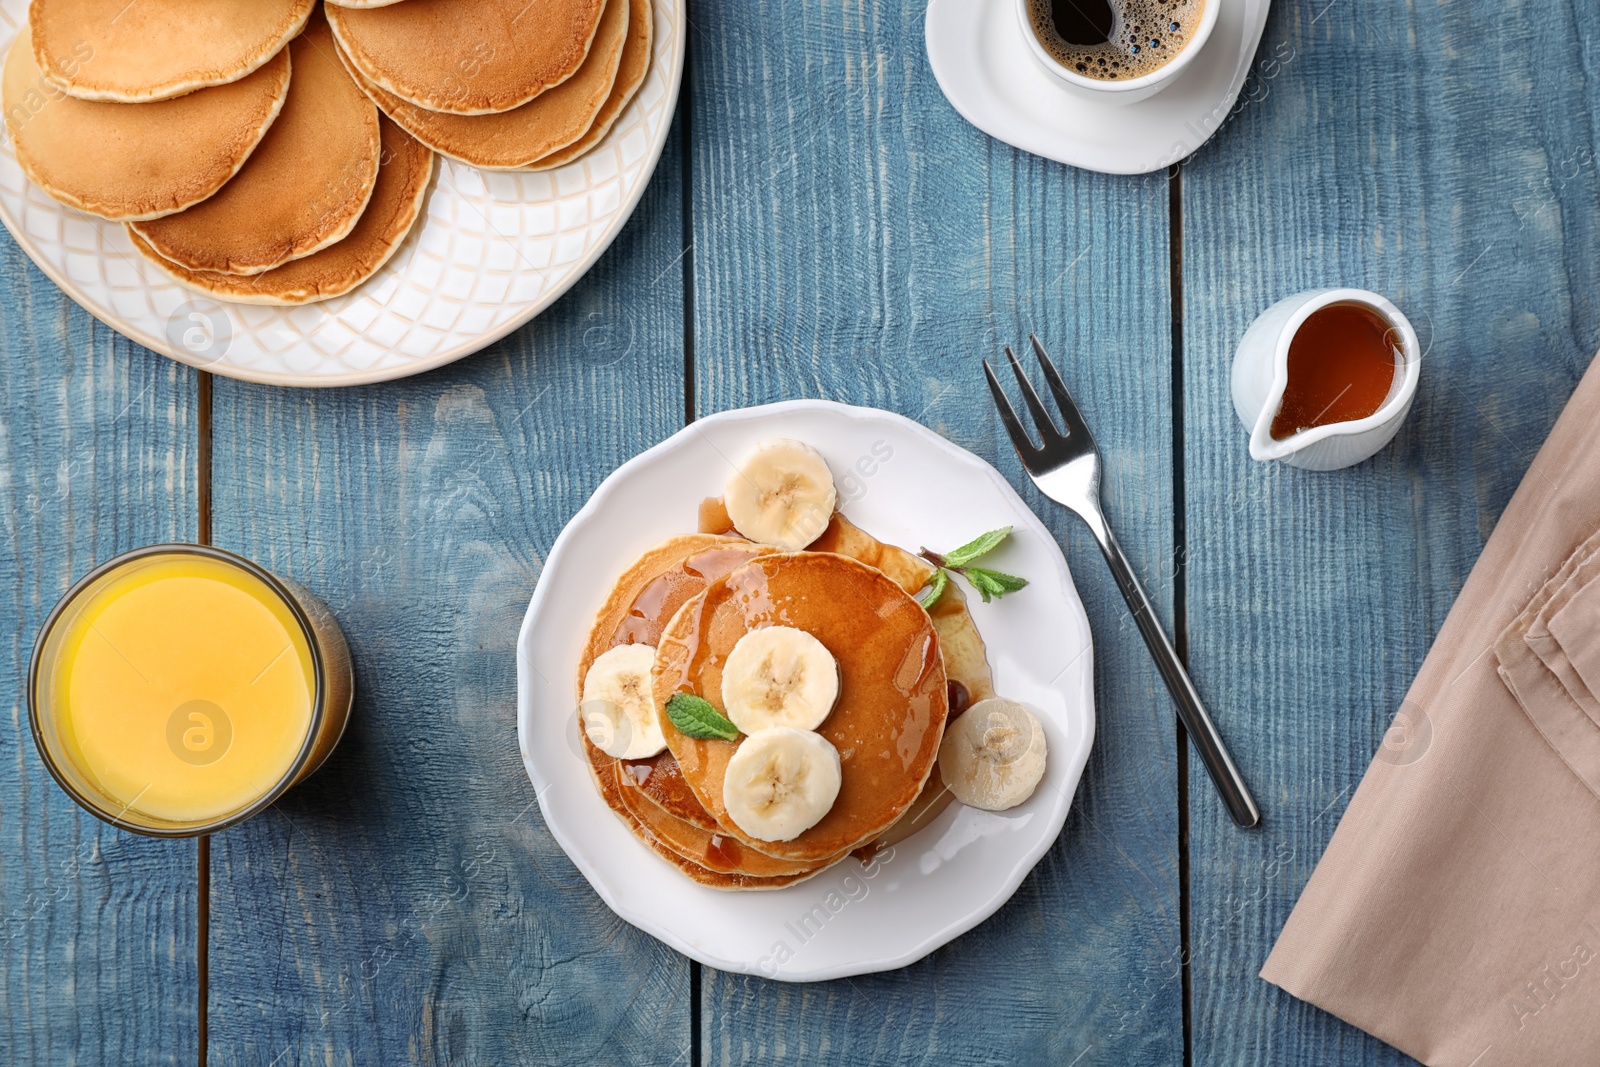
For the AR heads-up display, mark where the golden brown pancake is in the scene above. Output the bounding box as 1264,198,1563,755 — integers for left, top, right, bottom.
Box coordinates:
326,0,606,116
698,508,998,859
861,578,997,859
602,759,714,838
31,0,314,103
807,513,995,857
326,0,407,6
581,729,810,890
130,12,380,276
612,762,826,880
620,748,718,830
577,534,836,888
3,36,288,221
809,513,995,702
577,536,775,838
577,535,775,689
619,517,983,843
337,0,625,170
580,519,990,885
656,552,949,863
805,513,998,859
705,507,941,601
810,514,995,714
810,512,938,593
527,0,651,171
126,116,433,304
579,556,813,893
926,580,997,705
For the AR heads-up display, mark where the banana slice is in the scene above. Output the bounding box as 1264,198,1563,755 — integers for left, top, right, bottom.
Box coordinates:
721,727,842,841
581,644,667,759
937,698,1047,811
720,625,839,733
724,438,837,551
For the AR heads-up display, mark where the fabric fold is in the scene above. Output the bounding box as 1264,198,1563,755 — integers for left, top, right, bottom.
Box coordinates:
1548,577,1600,718
1494,530,1600,799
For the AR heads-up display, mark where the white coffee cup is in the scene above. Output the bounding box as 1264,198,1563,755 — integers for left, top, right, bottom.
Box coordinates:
1015,0,1220,105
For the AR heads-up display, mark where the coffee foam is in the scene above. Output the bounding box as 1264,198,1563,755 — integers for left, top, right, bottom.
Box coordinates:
1027,0,1204,82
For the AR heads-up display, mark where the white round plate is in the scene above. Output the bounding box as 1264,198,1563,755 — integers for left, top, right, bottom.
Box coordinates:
517,401,1096,981
0,0,684,386
925,0,1271,175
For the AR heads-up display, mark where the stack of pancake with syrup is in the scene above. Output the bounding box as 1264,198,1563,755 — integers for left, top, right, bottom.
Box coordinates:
577,439,1051,890
2,0,652,305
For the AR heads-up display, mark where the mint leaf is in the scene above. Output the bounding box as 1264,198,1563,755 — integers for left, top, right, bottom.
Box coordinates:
917,567,949,609
966,569,1001,603
665,692,740,741
964,569,1027,603
941,526,1013,568
920,529,1029,604
966,566,1027,595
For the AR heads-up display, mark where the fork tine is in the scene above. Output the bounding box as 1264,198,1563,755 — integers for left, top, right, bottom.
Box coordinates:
1029,334,1092,443
1004,345,1061,442
983,358,1039,459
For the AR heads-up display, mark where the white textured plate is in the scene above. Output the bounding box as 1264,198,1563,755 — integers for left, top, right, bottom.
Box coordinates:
926,0,1271,175
0,0,684,386
517,401,1096,981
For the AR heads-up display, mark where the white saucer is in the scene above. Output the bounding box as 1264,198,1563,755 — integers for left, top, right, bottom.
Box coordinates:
517,401,1096,981
925,0,1272,175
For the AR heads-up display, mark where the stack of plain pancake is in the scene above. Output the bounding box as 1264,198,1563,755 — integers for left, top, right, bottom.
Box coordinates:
2,0,653,305
579,511,999,890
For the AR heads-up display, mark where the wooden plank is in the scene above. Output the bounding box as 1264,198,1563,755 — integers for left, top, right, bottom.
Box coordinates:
1182,1,1600,1063
690,1,1182,1061
204,139,693,1062
0,242,199,1063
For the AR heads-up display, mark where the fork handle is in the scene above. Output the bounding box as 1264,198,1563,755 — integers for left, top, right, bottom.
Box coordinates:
1089,520,1261,828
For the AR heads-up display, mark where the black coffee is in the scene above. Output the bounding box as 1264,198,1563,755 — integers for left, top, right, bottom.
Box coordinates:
1028,0,1204,81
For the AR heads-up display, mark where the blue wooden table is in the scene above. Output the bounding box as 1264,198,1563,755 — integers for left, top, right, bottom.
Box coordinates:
4,1,1596,1064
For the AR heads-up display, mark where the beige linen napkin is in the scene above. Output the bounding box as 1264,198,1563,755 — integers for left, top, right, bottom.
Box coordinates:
1261,353,1600,1067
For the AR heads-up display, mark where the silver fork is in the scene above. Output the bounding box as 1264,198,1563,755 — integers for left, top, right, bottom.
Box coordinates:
984,336,1260,828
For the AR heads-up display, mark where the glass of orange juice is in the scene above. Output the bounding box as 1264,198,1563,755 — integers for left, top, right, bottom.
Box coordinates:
28,544,353,836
